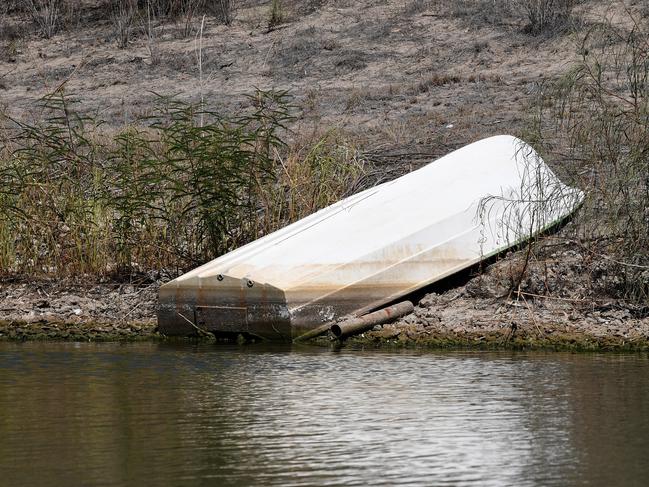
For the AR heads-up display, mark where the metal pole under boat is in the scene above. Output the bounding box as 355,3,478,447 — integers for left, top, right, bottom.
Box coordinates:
330,301,414,339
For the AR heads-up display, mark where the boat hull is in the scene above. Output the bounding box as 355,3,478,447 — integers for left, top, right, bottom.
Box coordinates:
157,135,584,340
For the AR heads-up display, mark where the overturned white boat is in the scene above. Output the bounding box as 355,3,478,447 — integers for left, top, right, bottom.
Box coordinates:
158,135,583,340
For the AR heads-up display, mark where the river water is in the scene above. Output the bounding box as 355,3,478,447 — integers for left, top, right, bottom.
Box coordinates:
0,342,648,486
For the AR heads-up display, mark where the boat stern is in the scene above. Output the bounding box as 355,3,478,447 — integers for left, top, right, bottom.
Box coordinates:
157,274,292,341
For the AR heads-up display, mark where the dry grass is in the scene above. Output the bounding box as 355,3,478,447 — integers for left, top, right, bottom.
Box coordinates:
259,129,365,229
0,88,367,280
1,0,235,42
443,0,577,34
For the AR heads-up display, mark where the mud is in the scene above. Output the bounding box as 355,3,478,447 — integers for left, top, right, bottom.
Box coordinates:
0,278,159,341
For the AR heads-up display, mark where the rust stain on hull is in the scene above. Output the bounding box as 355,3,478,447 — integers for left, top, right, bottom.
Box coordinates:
157,276,291,340
157,247,474,340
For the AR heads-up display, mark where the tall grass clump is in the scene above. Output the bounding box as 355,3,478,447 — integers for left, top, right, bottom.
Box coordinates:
127,0,235,35
111,0,235,46
112,0,138,48
259,130,365,230
0,89,292,278
530,11,649,301
0,92,105,274
445,0,575,35
20,0,64,38
0,89,367,280
268,0,284,29
147,0,232,20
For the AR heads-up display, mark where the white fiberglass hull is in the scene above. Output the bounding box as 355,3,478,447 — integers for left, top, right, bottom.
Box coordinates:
158,135,583,340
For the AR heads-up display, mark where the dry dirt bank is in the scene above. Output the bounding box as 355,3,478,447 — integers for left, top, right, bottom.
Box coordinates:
1,0,606,151
0,278,159,340
349,291,649,352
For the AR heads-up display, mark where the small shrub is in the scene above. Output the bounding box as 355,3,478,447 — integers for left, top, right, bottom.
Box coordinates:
210,0,234,26
0,20,21,43
20,0,62,38
335,51,367,72
413,74,462,94
149,0,235,26
515,0,575,34
112,0,138,48
404,0,431,15
444,0,575,35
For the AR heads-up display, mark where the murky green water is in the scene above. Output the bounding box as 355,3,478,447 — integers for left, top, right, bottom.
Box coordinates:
0,342,648,486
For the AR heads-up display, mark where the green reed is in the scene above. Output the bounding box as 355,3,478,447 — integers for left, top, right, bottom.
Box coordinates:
0,88,365,280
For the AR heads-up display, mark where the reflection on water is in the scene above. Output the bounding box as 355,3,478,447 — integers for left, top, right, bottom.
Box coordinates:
0,342,648,486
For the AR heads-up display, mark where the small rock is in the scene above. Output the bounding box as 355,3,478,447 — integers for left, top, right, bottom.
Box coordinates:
374,325,401,339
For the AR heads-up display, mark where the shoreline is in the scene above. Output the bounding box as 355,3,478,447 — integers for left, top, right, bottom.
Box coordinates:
2,320,648,352
3,243,649,351
0,319,159,342
340,324,649,352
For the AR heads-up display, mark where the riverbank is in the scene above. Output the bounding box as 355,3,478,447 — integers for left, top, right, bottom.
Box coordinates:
3,299,647,351
2,1,649,351
3,239,648,351
343,295,649,352
0,278,159,341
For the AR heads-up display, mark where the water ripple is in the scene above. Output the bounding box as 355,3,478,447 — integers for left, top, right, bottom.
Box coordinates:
0,342,648,486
